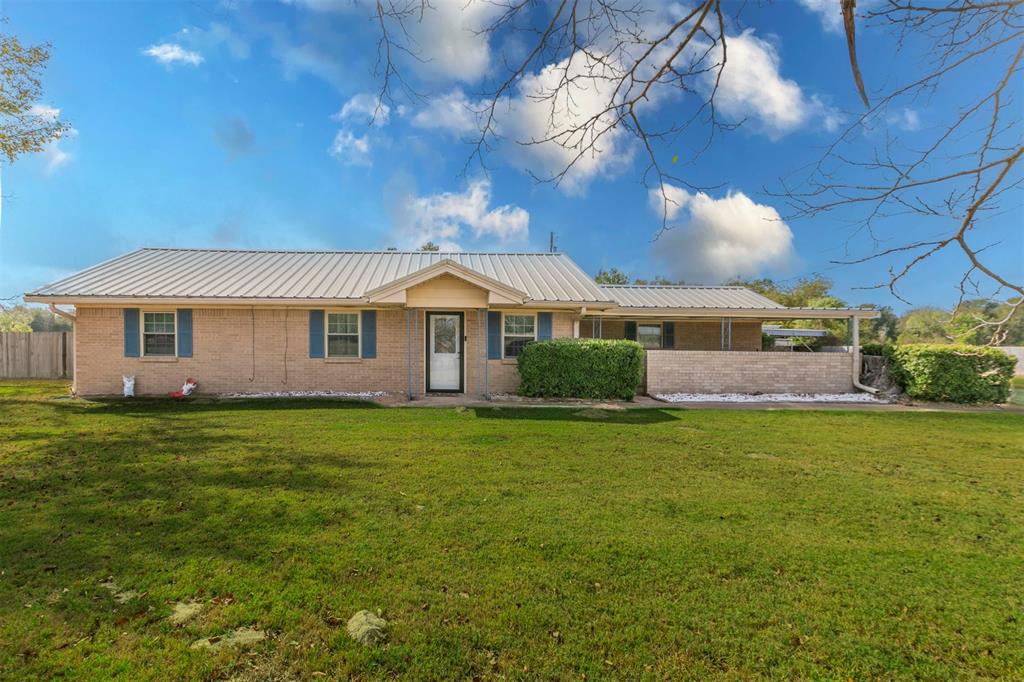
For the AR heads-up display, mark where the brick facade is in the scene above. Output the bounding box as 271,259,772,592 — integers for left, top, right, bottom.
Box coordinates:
645,350,854,395
73,306,575,397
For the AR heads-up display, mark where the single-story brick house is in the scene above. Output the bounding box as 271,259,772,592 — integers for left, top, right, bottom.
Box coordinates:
25,248,878,397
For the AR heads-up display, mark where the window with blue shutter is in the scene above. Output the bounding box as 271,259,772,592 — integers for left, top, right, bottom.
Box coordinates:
176,309,193,357
662,321,675,349
624,321,637,341
309,310,325,358
537,312,553,340
487,311,502,359
360,310,376,359
123,308,140,357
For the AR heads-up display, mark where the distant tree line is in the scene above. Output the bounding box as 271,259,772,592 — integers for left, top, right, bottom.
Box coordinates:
592,270,1023,346
0,305,72,332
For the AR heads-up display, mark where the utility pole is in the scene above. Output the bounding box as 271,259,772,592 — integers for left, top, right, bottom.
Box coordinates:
549,231,558,253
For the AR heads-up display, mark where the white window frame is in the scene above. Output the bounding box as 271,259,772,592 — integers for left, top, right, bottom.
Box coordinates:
325,310,361,359
502,312,537,359
141,310,177,357
637,321,663,350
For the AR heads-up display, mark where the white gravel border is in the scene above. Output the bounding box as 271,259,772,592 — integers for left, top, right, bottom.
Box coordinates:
220,390,388,399
655,392,882,403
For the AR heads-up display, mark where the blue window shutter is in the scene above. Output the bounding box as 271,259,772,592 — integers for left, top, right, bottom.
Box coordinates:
624,321,637,341
361,310,377,359
176,309,193,357
662,322,674,349
124,308,140,357
487,311,502,360
309,310,325,358
537,312,553,340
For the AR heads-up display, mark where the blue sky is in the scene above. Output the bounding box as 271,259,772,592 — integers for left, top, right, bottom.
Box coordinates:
2,0,1020,310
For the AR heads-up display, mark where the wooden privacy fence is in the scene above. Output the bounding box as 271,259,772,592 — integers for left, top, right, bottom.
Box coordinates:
0,332,74,379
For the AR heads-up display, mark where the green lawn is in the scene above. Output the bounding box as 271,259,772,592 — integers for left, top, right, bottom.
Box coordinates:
1010,376,1024,406
1,381,1022,680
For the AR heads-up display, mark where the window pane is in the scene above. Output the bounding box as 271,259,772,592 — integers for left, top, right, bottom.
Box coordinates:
328,313,358,335
144,312,174,333
328,334,359,357
433,317,457,354
638,324,662,349
144,333,175,356
504,315,535,336
504,336,532,358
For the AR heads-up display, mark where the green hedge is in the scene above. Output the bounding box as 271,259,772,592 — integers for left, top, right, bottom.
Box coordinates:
884,344,1016,403
517,338,645,400
860,342,889,356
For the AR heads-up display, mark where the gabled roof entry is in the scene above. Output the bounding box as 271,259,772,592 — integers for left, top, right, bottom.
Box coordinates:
365,259,530,305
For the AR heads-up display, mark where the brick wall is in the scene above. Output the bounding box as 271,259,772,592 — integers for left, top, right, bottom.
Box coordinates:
579,318,762,351
646,350,854,395
74,306,574,397
484,311,574,395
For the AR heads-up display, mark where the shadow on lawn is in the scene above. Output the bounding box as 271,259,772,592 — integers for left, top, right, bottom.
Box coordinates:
86,395,384,415
1,403,377,593
472,406,677,424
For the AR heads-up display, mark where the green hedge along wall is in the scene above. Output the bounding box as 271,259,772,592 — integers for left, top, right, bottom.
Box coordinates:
517,338,645,400
884,344,1016,403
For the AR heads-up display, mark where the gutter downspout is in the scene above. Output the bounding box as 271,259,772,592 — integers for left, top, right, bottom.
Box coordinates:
49,303,76,322
850,315,878,394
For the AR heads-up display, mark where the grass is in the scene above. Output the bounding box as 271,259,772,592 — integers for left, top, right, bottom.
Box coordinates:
1010,376,1024,406
1,380,1022,681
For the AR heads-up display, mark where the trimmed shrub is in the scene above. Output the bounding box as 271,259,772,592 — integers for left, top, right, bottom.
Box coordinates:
517,338,645,400
884,344,1017,403
761,333,776,351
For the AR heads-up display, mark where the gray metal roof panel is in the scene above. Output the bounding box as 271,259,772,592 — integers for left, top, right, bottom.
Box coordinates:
599,284,786,309
28,248,614,303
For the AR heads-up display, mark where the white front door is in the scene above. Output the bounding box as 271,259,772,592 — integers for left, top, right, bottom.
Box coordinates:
428,313,461,391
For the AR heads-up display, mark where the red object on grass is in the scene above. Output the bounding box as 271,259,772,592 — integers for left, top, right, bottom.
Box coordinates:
169,378,198,398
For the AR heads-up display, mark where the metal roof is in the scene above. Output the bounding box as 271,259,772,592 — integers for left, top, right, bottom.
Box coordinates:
26,248,614,304
599,285,786,310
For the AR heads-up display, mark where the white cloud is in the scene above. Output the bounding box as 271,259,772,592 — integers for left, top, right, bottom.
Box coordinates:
797,0,843,32
335,93,390,126
888,107,921,132
410,90,480,135
143,43,204,66
176,22,250,60
405,0,502,83
707,30,840,138
393,179,529,250
504,51,634,195
284,0,502,83
328,130,372,165
29,105,77,174
649,184,796,283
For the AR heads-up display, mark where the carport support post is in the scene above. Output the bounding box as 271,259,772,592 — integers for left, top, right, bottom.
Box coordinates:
851,314,860,382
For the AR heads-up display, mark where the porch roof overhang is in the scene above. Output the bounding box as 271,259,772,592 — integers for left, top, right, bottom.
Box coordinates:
588,307,880,320
364,259,531,306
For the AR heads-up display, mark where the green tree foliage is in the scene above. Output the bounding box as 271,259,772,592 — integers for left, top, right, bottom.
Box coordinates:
895,302,1024,345
594,268,629,285
0,30,68,163
898,308,954,344
632,275,679,285
724,276,833,308
0,304,72,332
517,338,645,399
419,241,440,252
